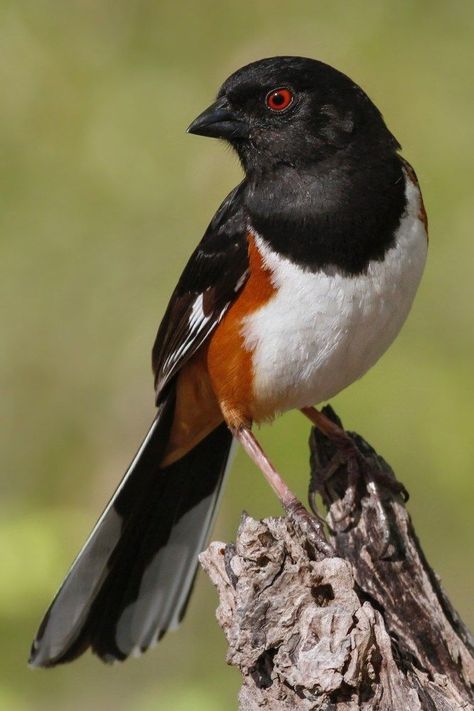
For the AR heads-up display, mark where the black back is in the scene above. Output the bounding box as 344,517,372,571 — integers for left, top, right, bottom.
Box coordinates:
152,182,249,401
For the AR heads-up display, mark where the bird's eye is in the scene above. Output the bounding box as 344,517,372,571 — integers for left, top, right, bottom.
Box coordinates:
266,88,294,112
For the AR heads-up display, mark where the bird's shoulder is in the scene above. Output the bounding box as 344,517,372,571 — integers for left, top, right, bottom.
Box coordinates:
152,181,249,400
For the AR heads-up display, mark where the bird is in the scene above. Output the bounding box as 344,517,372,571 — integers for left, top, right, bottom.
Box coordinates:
29,56,428,667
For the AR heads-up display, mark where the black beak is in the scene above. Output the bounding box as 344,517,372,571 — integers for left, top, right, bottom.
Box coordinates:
187,99,249,140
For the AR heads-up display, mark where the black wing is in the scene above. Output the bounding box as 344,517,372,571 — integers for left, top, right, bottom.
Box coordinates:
152,181,249,402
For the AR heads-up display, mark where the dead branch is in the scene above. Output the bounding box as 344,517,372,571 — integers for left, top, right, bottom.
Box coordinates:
200,407,474,710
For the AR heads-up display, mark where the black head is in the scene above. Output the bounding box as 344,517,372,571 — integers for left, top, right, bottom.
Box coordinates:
188,56,400,174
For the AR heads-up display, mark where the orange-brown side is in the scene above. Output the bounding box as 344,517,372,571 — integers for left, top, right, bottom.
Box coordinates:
161,233,276,466
401,157,429,236
206,233,276,428
160,346,223,467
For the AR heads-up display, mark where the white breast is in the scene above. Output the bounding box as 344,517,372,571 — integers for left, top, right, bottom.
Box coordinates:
242,172,428,415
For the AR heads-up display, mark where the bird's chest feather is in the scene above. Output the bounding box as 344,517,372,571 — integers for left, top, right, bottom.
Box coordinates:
242,176,428,416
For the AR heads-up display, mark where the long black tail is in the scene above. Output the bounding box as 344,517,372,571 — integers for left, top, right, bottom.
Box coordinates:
29,390,233,666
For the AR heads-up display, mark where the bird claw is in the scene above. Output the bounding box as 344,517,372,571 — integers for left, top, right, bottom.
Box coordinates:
310,429,407,558
286,500,335,558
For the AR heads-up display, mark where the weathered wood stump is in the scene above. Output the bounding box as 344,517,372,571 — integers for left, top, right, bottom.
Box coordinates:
200,407,474,710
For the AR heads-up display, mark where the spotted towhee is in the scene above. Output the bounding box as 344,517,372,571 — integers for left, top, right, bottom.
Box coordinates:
30,56,427,667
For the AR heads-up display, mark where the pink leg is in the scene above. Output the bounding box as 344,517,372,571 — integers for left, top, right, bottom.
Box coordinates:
301,406,360,519
302,406,407,547
232,425,334,556
233,426,299,510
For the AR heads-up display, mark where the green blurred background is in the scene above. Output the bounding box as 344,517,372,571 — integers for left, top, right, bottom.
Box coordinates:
1,1,473,708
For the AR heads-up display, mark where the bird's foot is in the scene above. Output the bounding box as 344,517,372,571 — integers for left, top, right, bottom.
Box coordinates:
307,406,408,558
285,499,334,558
314,444,408,513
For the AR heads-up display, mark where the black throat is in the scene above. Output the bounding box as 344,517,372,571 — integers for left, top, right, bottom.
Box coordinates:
244,149,406,276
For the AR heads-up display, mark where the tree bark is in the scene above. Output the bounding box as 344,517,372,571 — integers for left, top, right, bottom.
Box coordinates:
199,407,474,710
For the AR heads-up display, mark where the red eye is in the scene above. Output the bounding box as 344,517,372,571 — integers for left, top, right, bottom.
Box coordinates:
266,88,294,112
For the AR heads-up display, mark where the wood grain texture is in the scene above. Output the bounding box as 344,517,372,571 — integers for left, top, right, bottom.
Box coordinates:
200,407,474,709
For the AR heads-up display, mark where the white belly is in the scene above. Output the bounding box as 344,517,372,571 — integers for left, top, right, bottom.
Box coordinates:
242,174,428,414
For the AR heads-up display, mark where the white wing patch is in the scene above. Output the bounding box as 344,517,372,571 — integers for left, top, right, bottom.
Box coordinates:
160,292,223,377
234,270,249,292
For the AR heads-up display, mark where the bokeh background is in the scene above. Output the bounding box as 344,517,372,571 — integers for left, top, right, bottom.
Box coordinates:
1,1,473,708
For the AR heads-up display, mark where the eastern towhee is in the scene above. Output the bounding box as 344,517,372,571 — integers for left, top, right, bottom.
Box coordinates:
30,56,427,667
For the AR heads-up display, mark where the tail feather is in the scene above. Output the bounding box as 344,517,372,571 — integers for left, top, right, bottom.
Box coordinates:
90,425,234,662
29,391,233,667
